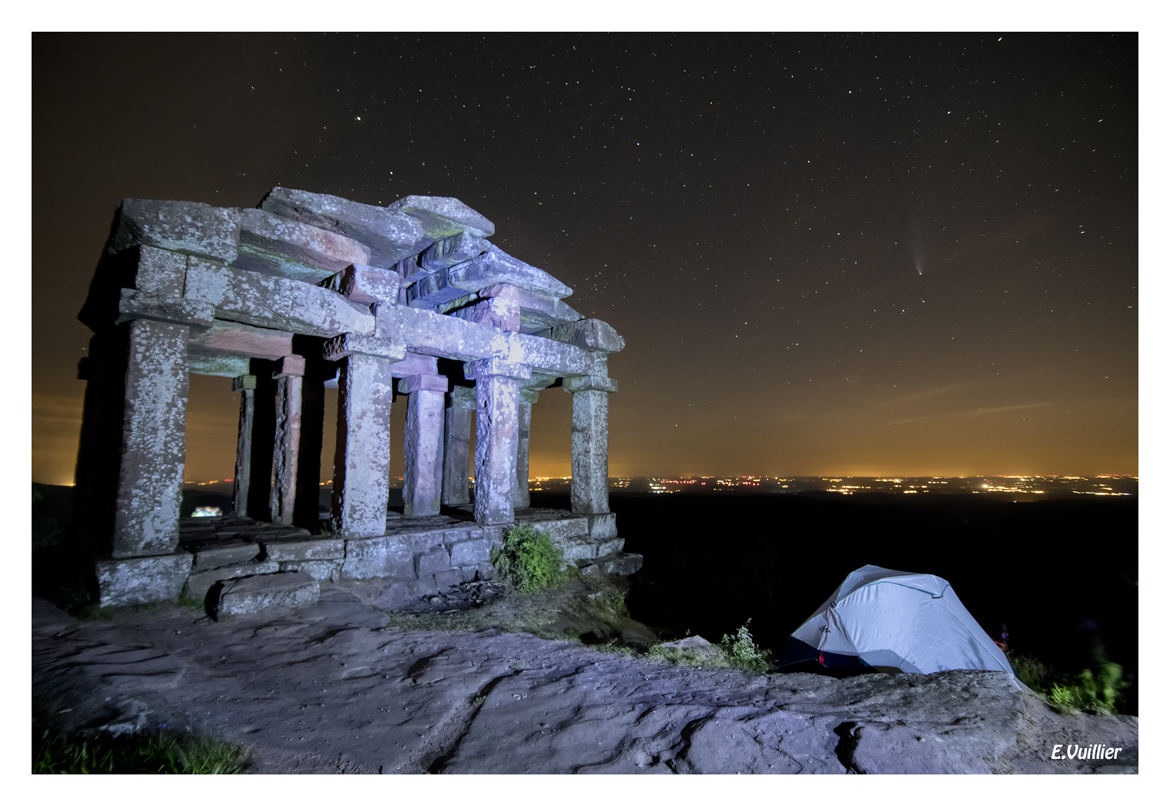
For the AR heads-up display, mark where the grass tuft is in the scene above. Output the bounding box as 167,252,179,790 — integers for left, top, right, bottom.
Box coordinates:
647,644,731,668
33,729,248,774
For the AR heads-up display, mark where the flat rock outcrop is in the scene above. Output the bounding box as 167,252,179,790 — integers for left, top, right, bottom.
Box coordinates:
31,589,1137,774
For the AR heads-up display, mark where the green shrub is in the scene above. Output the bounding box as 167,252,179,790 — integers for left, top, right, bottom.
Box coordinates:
1053,657,1127,715
719,620,771,673
1078,658,1126,715
33,730,248,774
1006,651,1050,692
1009,648,1128,716
490,524,564,593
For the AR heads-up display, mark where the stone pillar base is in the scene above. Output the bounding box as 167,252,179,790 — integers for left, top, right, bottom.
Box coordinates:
95,552,194,608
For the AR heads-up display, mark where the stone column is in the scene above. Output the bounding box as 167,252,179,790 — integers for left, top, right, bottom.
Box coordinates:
564,369,618,516
247,369,276,519
325,335,405,538
467,359,531,525
293,354,329,529
112,318,192,557
73,332,125,554
401,374,448,517
442,385,476,506
269,355,305,526
231,374,256,518
513,389,538,509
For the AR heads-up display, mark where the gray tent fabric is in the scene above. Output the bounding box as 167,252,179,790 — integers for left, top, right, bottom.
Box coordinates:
789,565,1017,678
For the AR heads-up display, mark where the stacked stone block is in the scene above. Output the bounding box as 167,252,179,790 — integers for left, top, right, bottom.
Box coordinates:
75,187,637,610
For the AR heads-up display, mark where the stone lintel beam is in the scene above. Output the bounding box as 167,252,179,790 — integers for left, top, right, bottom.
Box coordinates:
115,288,215,330
520,388,542,404
109,198,241,264
465,358,532,382
260,187,433,267
322,333,407,363
188,320,293,361
234,207,372,283
513,332,592,376
397,255,427,284
373,304,593,376
184,259,375,338
376,302,505,360
188,351,251,378
388,352,438,378
403,268,470,308
113,319,190,557
541,318,626,354
401,374,448,516
443,283,582,334
526,371,560,392
406,245,572,307
458,246,571,298
319,264,402,306
419,231,491,272
387,195,495,239
132,244,188,296
564,374,618,394
449,295,520,332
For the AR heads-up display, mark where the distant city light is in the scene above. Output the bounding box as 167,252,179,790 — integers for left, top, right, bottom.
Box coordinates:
173,474,1136,498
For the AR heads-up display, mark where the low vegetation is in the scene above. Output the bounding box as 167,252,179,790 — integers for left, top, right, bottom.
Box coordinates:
490,524,565,593
33,729,248,774
1008,648,1129,715
719,621,772,673
648,620,772,673
646,643,731,668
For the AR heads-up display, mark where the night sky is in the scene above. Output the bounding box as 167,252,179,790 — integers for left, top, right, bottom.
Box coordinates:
31,33,1137,484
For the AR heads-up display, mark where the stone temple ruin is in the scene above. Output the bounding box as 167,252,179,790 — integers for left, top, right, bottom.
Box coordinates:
74,188,639,614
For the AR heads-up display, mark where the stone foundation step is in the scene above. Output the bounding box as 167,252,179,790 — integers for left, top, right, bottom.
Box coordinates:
184,559,281,600
185,538,263,571
211,571,320,619
581,552,643,578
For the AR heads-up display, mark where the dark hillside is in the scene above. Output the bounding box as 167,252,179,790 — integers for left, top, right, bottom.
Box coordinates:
555,491,1138,712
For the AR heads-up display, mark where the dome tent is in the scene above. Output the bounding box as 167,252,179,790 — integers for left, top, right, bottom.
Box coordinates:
784,565,1017,678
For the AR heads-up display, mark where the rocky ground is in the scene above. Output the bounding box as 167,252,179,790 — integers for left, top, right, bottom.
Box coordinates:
31,579,1138,774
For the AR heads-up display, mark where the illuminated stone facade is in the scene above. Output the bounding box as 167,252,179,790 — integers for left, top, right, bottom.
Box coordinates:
76,188,637,608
